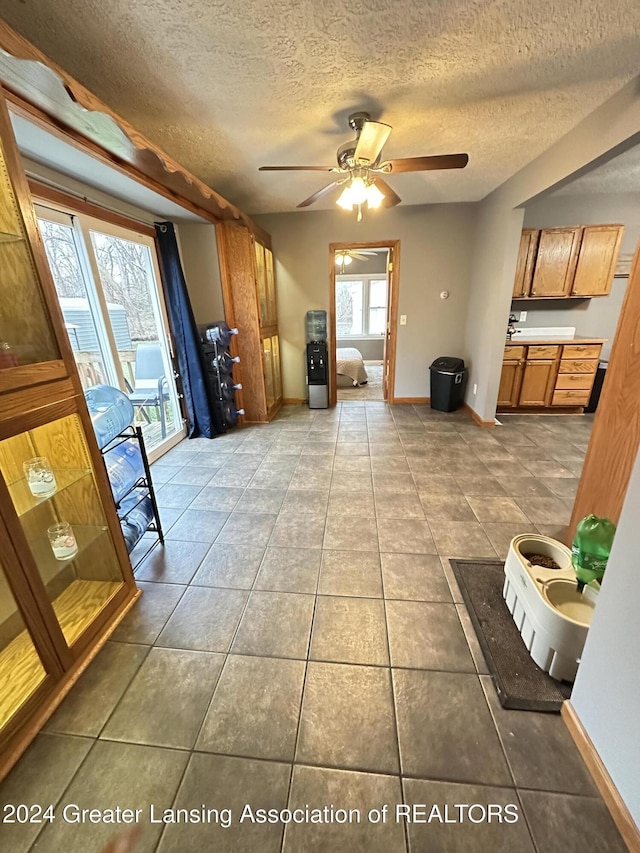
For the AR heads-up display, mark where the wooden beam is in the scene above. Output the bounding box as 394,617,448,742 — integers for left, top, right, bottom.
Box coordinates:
562,702,639,852
0,22,272,246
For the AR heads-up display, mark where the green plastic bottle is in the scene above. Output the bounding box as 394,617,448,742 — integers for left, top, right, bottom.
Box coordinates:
571,514,616,590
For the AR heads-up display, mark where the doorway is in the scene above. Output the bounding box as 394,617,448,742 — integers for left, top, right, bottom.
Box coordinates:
329,240,400,405
33,202,185,462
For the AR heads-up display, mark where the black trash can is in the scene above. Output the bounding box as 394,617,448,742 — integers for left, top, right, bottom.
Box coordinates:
429,356,468,412
585,361,608,413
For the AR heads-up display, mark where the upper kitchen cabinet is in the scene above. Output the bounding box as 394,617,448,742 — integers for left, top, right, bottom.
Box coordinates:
512,223,623,299
570,225,623,296
0,90,75,398
512,229,540,298
529,227,581,297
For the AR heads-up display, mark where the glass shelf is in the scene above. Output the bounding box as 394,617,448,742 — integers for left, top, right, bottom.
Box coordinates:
30,524,109,582
0,230,23,244
8,469,92,518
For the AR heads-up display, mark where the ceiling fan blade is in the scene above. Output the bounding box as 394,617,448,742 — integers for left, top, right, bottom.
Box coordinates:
297,180,345,208
373,177,401,208
383,153,469,173
349,252,376,261
259,165,336,171
354,121,392,166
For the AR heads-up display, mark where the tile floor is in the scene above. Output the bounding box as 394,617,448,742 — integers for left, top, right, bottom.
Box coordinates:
0,404,627,852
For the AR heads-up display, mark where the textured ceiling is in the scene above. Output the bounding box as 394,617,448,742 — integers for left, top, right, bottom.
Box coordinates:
552,144,640,195
2,1,640,214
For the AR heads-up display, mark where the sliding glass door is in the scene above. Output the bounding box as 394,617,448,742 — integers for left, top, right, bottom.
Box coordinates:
35,204,185,461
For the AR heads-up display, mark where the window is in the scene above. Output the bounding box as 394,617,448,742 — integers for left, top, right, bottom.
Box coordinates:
336,275,388,337
35,203,185,461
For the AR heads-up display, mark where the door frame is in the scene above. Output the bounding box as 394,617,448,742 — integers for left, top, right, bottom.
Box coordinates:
329,240,400,406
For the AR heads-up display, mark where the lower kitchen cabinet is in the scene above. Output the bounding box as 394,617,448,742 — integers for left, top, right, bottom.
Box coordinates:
498,341,603,411
518,359,556,407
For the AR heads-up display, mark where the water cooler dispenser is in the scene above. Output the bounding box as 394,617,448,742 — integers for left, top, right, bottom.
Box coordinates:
306,310,328,409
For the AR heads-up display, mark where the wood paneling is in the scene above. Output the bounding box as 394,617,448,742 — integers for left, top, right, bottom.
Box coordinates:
530,228,581,297
562,702,640,853
571,241,640,529
512,229,539,297
571,225,623,297
216,222,268,423
518,359,556,407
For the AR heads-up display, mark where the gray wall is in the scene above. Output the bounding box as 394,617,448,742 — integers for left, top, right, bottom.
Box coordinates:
254,204,478,400
464,77,640,422
336,338,384,360
572,449,640,826
176,223,225,324
513,192,640,359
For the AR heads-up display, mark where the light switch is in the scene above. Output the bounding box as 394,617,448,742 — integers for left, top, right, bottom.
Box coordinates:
400,315,407,326
520,310,528,321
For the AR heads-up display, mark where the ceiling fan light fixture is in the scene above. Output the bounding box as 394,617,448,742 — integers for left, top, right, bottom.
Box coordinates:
336,186,354,210
348,176,368,205
335,252,352,266
365,182,385,209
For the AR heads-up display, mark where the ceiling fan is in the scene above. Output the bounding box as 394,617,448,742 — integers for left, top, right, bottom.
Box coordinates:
259,112,469,220
334,248,379,271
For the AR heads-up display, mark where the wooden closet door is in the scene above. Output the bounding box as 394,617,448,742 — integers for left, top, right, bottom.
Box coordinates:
571,225,623,296
530,228,581,297
512,229,539,298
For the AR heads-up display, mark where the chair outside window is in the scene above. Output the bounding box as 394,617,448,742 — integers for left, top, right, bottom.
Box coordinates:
126,343,170,439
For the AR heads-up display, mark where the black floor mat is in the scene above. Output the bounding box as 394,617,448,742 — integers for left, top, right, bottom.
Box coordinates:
450,559,572,713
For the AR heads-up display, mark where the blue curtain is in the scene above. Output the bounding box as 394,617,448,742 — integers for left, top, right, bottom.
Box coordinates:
154,222,214,438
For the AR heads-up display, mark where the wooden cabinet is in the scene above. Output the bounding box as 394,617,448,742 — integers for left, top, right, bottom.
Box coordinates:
498,341,603,411
512,229,539,298
497,346,523,407
0,88,137,778
512,225,622,299
217,221,283,422
518,359,556,407
529,228,581,297
571,226,623,296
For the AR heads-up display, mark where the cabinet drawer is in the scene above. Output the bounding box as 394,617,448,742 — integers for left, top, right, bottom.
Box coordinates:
555,373,596,391
504,346,524,360
562,344,601,359
559,359,599,374
552,389,591,406
527,345,560,359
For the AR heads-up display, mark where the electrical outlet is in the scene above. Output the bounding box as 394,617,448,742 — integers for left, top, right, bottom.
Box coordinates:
473,383,478,395
400,315,407,326
520,310,527,321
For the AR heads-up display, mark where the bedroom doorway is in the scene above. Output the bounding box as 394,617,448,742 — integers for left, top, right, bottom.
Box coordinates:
329,240,400,405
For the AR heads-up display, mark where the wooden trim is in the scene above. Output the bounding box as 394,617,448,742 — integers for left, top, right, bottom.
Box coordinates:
464,403,496,428
0,361,68,397
329,240,400,407
497,406,584,416
394,397,430,404
561,702,639,853
282,398,306,405
0,587,141,781
29,179,156,238
570,237,640,529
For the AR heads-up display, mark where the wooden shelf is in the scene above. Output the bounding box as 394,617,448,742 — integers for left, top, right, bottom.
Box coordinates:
0,627,46,730
53,579,122,647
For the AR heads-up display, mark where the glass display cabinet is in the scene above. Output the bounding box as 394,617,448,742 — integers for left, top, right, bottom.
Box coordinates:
0,87,138,779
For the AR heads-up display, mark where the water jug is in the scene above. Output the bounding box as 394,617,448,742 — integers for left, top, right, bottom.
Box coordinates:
104,439,144,504
212,352,241,375
84,385,134,449
119,490,154,553
200,321,238,349
571,514,616,589
305,310,327,343
223,402,245,426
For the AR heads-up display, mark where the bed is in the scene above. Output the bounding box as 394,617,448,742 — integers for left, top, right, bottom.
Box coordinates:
336,347,369,386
